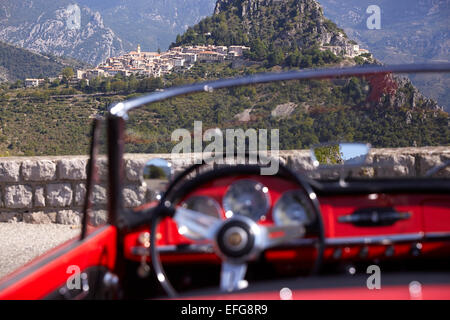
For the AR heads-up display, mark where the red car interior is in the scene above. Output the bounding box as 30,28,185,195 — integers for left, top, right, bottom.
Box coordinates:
0,226,117,300
1,65,449,300
1,174,449,300
124,175,450,267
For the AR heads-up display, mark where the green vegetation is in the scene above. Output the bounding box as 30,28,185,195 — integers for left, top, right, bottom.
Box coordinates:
0,0,448,157
123,75,449,154
0,60,448,156
0,84,115,156
0,41,89,81
61,67,75,83
313,145,343,165
172,0,345,68
144,166,167,179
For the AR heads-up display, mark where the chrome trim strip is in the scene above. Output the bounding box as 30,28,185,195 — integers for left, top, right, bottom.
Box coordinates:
133,232,450,255
425,232,450,240
325,233,425,246
132,243,215,256
108,63,450,119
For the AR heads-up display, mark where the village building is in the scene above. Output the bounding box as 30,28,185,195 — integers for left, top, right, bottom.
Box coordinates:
25,78,45,88
229,45,250,56
320,43,371,58
198,51,226,62
86,68,108,80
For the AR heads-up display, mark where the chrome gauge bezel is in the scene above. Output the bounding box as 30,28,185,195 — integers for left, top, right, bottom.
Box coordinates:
222,179,271,221
272,189,316,226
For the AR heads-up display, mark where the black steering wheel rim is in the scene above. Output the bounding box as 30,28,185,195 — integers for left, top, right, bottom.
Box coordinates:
149,161,325,298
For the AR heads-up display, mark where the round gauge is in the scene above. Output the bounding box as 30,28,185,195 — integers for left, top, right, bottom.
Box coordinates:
272,190,316,226
180,196,222,240
222,179,271,221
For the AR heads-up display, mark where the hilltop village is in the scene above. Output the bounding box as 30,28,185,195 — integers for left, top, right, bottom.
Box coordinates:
23,43,371,88
76,44,250,81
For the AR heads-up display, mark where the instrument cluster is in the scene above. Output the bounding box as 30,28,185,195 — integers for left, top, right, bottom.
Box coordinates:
178,176,315,240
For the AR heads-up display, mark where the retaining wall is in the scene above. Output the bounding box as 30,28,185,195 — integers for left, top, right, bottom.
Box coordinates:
0,147,449,224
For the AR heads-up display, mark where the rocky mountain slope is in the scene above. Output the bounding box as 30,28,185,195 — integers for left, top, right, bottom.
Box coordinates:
77,0,217,52
174,0,355,53
0,41,87,82
317,0,449,63
0,0,447,68
317,0,450,111
0,1,124,65
0,0,216,65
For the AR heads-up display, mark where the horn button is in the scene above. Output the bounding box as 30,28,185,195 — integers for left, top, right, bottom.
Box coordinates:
216,220,255,258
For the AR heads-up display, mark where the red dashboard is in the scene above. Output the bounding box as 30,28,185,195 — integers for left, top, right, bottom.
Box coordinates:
124,175,450,268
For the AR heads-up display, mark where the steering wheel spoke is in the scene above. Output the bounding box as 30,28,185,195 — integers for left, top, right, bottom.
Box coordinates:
173,207,221,240
220,262,248,292
262,224,306,249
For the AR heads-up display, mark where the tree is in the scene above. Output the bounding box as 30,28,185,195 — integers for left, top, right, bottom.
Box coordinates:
111,80,126,92
61,67,74,88
101,80,111,92
300,55,313,68
89,76,101,92
128,75,139,92
268,47,285,66
286,47,301,67
11,80,23,89
251,38,268,60
61,67,74,83
79,79,88,91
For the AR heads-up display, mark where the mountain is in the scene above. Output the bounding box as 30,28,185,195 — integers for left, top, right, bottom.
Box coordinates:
316,0,450,111
0,0,216,65
0,1,124,65
0,41,87,82
1,0,447,157
1,0,447,72
317,0,449,63
77,0,217,52
173,0,354,54
131,0,447,152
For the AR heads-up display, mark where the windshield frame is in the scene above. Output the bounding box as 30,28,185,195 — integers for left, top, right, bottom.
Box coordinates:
104,63,450,226
108,63,450,119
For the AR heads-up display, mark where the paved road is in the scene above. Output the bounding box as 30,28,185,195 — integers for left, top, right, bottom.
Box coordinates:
0,223,80,279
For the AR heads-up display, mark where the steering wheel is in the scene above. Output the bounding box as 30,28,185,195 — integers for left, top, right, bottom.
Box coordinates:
148,162,325,298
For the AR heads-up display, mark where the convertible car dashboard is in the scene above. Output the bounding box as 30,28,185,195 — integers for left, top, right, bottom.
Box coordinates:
124,175,450,272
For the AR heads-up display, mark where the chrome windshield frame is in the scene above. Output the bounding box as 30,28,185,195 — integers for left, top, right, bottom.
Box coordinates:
108,63,450,119
105,62,450,228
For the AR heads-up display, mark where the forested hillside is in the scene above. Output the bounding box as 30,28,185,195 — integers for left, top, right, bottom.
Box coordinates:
0,0,448,156
0,41,88,82
172,0,359,68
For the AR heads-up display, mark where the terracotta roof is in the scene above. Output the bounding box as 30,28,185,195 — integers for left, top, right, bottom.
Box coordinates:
199,51,219,54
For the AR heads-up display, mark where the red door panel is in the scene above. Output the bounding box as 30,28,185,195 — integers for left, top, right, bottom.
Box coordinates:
0,226,117,300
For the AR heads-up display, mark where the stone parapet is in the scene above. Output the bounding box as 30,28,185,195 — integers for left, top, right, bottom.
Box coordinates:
0,147,449,224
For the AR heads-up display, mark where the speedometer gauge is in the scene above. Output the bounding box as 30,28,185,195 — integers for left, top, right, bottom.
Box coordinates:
272,190,316,226
223,179,270,221
180,196,222,240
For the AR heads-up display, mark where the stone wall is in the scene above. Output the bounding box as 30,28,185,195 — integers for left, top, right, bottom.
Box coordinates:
1,147,449,224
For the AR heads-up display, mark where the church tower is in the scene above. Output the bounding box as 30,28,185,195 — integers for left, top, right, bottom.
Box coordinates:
137,44,141,54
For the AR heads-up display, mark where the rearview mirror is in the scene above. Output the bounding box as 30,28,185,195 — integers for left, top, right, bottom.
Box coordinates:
142,158,172,200
311,143,370,168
